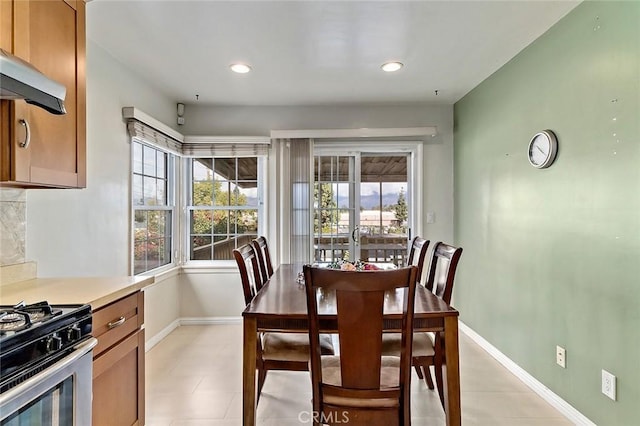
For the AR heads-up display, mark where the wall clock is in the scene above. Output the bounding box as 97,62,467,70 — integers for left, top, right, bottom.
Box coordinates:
528,130,558,169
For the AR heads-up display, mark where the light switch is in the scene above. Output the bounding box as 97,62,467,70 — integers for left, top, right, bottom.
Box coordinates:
426,211,436,224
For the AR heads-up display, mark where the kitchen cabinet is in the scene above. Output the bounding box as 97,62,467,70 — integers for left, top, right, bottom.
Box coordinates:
92,291,145,426
0,0,86,188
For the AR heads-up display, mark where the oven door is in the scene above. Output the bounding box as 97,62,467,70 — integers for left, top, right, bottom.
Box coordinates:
0,337,97,425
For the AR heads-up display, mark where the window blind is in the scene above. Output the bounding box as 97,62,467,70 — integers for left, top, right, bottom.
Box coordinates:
126,120,183,155
123,107,270,157
182,136,270,157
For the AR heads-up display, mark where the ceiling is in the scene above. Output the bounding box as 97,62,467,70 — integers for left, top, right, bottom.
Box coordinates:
87,0,579,107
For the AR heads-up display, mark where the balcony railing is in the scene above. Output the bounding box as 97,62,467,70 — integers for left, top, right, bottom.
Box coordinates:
314,235,408,266
192,235,256,260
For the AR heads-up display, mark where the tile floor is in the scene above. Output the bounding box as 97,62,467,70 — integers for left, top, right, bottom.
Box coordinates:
145,324,573,425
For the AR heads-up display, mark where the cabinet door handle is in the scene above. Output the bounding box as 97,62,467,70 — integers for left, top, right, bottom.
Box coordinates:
107,316,126,329
18,119,31,148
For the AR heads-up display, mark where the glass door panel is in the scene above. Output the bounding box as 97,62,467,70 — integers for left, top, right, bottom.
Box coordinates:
313,152,410,266
313,155,357,263
358,155,409,266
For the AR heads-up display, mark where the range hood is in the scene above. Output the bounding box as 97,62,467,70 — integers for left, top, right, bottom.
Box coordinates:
0,49,66,115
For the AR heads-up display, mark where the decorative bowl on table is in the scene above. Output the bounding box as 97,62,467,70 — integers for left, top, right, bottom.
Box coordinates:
297,260,382,286
326,259,381,271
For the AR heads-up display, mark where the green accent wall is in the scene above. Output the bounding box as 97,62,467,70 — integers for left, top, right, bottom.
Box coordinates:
454,2,639,425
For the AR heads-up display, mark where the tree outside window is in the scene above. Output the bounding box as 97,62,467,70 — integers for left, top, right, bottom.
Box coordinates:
189,157,259,260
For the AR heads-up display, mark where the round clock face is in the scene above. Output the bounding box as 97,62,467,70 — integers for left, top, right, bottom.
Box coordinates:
528,130,558,169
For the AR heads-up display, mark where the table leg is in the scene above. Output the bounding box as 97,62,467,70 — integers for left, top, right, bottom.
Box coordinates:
243,317,257,426
443,316,461,426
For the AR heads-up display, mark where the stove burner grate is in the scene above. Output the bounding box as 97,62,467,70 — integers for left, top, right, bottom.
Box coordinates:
0,301,62,334
0,312,30,331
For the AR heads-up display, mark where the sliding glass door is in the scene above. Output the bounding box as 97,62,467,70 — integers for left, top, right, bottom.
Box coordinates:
313,154,357,263
313,146,412,266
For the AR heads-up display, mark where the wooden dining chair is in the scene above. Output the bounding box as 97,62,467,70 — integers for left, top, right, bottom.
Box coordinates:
382,242,463,406
233,244,334,402
233,243,265,304
303,265,419,426
252,236,274,283
404,236,431,384
407,236,430,284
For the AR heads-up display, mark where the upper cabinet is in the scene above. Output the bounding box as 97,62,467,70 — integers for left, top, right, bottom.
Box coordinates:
0,0,86,188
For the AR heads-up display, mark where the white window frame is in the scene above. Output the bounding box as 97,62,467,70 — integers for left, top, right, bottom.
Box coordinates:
130,138,178,275
312,140,423,249
183,155,267,267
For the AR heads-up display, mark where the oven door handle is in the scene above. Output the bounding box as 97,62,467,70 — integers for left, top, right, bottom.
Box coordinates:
0,337,98,408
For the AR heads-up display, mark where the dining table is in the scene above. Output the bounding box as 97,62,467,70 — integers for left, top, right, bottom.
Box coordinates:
242,263,461,426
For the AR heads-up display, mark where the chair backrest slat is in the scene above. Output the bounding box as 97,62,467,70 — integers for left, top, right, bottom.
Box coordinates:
252,236,274,283
233,243,264,306
425,242,463,304
336,289,385,389
407,236,429,284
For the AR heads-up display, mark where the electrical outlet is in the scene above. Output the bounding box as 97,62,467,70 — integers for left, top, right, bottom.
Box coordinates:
556,346,566,368
602,370,616,401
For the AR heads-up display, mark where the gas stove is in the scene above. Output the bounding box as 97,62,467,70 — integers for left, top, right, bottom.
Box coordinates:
0,301,92,393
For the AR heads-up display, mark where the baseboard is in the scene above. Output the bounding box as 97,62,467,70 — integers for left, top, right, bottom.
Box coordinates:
145,319,180,352
179,316,243,325
459,321,596,426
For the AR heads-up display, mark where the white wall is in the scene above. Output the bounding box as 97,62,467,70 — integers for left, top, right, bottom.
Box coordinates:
144,269,181,344
26,41,176,277
181,104,451,139
180,266,246,319
25,39,179,342
178,104,454,318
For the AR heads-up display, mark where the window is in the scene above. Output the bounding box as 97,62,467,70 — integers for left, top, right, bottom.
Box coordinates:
188,157,262,260
132,140,175,274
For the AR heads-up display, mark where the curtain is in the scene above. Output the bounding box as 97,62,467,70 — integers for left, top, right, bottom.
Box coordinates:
280,138,313,263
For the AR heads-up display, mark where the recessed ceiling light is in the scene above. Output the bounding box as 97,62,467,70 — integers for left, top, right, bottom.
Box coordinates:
381,61,403,72
230,63,251,74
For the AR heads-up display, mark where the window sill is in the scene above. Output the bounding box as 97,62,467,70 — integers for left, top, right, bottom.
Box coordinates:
181,261,238,274
136,263,180,284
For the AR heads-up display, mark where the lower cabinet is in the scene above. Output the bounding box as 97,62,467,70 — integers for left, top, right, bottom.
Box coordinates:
92,292,145,426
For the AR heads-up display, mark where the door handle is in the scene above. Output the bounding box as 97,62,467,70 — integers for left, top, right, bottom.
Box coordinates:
351,226,360,244
18,119,30,148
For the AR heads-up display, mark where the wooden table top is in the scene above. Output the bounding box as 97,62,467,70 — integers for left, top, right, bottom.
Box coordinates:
243,263,459,320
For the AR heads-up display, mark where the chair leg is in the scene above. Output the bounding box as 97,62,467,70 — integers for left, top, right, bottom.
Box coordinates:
422,366,435,390
434,358,445,408
257,368,268,401
413,364,423,379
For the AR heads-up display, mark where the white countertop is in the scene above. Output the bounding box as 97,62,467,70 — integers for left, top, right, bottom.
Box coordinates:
0,275,155,310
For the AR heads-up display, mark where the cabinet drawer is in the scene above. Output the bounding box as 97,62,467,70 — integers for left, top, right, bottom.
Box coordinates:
92,292,143,357
93,328,145,426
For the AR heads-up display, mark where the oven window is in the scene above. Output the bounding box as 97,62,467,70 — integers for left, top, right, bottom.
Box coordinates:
1,376,73,426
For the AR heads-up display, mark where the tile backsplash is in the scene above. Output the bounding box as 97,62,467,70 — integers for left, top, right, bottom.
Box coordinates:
0,188,26,266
